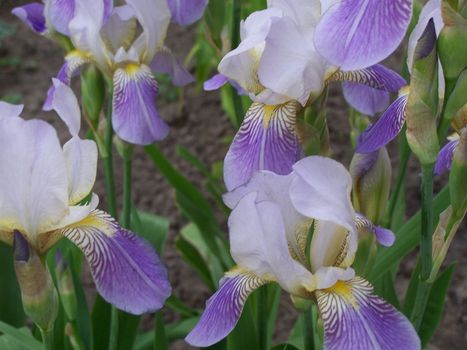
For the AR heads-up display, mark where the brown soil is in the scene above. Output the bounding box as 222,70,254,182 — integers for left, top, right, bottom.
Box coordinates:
0,2,465,349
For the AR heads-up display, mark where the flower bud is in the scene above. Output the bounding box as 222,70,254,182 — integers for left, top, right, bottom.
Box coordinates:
350,148,391,224
13,231,58,332
55,251,77,321
406,19,440,165
449,127,467,220
438,3,467,80
81,66,105,125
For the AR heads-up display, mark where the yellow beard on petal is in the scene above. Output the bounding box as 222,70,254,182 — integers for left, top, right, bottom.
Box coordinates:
324,280,359,310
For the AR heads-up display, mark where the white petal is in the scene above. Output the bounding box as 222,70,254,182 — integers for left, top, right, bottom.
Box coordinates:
126,0,171,63
290,156,355,233
218,8,282,94
0,102,24,119
258,16,326,105
63,137,98,205
51,79,81,135
268,0,321,30
313,266,355,290
228,192,314,294
0,118,68,237
100,5,137,54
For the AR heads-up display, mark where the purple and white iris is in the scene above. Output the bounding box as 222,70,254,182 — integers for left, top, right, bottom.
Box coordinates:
186,156,419,349
12,0,199,145
205,0,411,190
0,83,171,315
357,0,445,154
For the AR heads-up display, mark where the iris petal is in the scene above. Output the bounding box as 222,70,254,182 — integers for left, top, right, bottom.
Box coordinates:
315,277,420,350
12,3,46,34
60,210,171,314
315,0,412,71
112,64,169,145
185,269,267,347
224,102,302,191
434,139,459,176
342,83,389,116
356,93,408,153
167,0,208,26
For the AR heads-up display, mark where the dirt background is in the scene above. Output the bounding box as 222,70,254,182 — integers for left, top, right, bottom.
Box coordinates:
0,1,465,349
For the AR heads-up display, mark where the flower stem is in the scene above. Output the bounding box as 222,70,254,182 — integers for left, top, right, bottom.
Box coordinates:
257,286,268,350
122,148,133,229
102,94,117,218
304,307,316,350
108,307,119,350
40,327,55,350
420,163,434,281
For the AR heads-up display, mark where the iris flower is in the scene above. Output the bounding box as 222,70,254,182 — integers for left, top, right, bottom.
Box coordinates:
356,0,444,154
186,156,419,349
205,0,411,190
0,82,170,314
13,0,196,145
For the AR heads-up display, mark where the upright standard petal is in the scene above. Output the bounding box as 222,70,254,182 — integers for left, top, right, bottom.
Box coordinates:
126,0,171,63
185,269,267,347
258,16,326,105
150,48,194,86
12,3,46,34
44,0,75,35
315,0,412,71
167,0,208,26
59,210,171,314
228,193,314,294
290,156,355,233
356,93,408,153
224,102,301,191
112,64,169,145
0,117,68,236
315,277,420,350
0,102,24,119
434,139,459,176
342,83,389,116
63,138,98,205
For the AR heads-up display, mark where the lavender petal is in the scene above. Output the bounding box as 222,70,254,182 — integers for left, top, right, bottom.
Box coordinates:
167,0,208,26
112,64,169,145
224,102,302,191
434,139,459,176
12,3,46,34
185,271,267,347
315,0,412,71
315,277,420,350
342,83,389,116
204,74,229,91
356,94,408,153
150,49,194,87
61,210,171,314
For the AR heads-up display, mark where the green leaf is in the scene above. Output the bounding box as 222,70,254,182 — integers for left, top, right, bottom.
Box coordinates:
373,272,400,309
145,145,230,268
0,321,42,350
419,263,456,346
227,297,259,350
176,236,216,290
153,312,168,350
403,260,421,317
444,69,467,120
270,344,301,350
0,243,24,327
131,207,169,255
165,295,198,318
368,186,450,282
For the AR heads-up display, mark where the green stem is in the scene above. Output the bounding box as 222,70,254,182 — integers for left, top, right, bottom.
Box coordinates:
257,287,268,350
410,280,432,330
40,328,55,350
108,307,119,350
122,149,133,229
420,164,434,281
304,307,315,350
384,134,411,228
102,95,117,218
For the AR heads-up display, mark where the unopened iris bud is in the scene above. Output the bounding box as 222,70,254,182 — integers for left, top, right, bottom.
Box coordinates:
81,66,105,125
438,3,467,80
350,148,391,224
55,251,77,321
406,19,440,165
449,127,467,220
13,231,58,332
